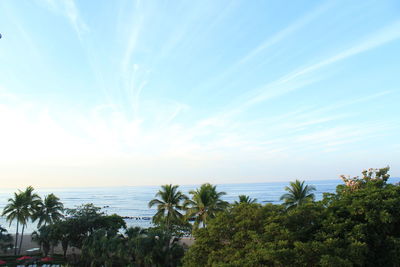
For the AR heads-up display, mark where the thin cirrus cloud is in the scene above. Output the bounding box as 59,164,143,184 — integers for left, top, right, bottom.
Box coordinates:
195,20,400,131
41,0,89,38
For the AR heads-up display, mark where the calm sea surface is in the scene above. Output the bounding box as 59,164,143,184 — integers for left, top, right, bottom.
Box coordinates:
1,178,399,233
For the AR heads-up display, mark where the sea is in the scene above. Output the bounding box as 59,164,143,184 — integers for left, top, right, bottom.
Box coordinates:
1,178,399,234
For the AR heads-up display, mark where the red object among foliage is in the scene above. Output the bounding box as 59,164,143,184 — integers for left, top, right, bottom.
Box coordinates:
0,260,6,264
17,256,33,260
41,257,54,262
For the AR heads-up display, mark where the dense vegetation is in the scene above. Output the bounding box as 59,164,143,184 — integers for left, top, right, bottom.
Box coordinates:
1,166,399,267
184,167,400,266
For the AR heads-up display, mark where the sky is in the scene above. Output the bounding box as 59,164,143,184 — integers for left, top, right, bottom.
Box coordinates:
0,0,399,188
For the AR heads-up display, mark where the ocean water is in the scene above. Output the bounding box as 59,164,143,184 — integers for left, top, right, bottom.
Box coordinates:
1,178,399,234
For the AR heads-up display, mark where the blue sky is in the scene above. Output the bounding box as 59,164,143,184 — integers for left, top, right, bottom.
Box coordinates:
0,0,399,188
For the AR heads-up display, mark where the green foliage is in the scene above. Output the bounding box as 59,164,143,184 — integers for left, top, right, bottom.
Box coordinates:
1,189,187,266
183,203,269,267
17,186,42,254
280,180,315,209
185,183,229,228
340,166,390,191
33,193,64,228
2,191,25,255
321,173,400,266
184,167,400,267
2,186,42,255
3,167,397,267
64,203,126,249
66,203,104,218
148,184,188,229
50,219,74,257
129,227,185,267
31,225,56,257
81,229,124,267
0,225,12,252
234,195,257,205
79,226,185,267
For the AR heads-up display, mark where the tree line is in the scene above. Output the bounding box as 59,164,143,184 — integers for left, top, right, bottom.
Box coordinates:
183,167,400,266
1,166,398,266
0,178,315,266
1,186,63,255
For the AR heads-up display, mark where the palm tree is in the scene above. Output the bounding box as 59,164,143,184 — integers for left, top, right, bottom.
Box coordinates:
18,186,41,254
33,193,64,228
31,226,53,257
185,183,229,228
2,192,25,255
82,229,123,267
123,227,148,265
144,228,184,266
148,184,187,228
280,180,316,209
122,227,184,267
51,220,73,258
234,195,257,205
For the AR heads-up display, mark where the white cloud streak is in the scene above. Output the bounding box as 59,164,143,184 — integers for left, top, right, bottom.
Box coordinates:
202,19,400,123
237,1,333,65
41,0,89,39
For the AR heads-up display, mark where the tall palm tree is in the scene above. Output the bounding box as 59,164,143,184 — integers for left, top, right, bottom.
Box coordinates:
18,186,41,254
2,192,25,255
280,180,316,209
185,183,229,228
234,195,257,205
148,184,187,228
33,193,64,228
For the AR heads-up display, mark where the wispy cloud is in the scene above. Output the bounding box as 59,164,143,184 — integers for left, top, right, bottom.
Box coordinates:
305,90,393,115
122,15,144,73
40,0,89,38
237,1,333,66
187,2,332,97
203,19,400,123
282,19,400,82
62,0,89,38
294,121,397,152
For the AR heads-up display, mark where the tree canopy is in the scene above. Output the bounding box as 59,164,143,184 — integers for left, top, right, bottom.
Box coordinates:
183,167,400,267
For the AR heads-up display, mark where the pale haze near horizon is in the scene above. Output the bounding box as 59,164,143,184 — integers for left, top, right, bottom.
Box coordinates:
0,0,399,189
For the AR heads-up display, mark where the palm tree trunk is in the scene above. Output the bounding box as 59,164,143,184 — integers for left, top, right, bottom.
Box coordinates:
62,239,68,258
18,224,25,255
51,241,56,255
166,216,171,231
14,220,19,255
